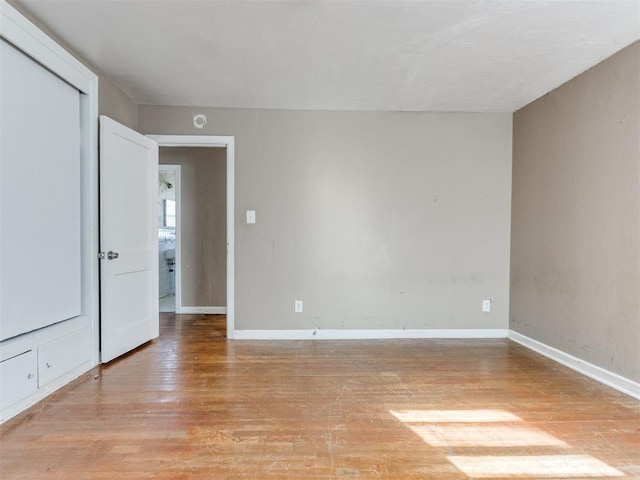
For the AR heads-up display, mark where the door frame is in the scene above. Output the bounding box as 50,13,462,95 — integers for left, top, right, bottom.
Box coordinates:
147,135,235,339
158,164,182,313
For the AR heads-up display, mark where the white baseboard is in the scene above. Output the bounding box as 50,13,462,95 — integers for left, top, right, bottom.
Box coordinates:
509,330,640,400
178,306,227,315
233,328,509,340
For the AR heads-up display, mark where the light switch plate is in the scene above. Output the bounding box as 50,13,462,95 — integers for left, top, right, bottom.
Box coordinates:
246,210,256,224
482,299,491,312
294,300,303,313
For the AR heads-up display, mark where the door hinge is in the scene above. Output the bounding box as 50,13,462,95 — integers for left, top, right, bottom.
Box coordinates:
97,252,106,259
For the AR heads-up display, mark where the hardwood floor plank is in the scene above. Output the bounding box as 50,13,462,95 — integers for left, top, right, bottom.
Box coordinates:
1,314,638,479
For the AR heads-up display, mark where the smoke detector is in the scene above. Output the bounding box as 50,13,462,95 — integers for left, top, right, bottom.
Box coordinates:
193,114,207,129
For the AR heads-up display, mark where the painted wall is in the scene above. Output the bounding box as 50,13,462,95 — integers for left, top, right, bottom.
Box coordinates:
97,76,138,130
141,108,512,331
160,148,227,308
511,41,640,382
7,0,137,129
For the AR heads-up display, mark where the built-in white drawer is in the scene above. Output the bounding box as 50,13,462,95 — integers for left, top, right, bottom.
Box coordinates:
0,350,38,411
38,327,92,388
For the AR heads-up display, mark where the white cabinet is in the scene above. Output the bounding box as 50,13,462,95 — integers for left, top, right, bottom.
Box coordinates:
0,319,93,422
38,327,92,388
0,350,37,411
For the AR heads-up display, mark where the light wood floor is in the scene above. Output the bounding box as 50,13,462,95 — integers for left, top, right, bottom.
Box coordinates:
1,314,638,479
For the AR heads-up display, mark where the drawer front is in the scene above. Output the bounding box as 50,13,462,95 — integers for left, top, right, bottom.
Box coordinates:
0,350,38,410
38,327,92,388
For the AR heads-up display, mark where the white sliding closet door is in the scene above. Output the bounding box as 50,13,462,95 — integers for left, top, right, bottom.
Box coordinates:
0,39,81,341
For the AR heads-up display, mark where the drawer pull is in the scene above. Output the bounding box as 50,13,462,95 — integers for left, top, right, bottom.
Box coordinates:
46,362,52,368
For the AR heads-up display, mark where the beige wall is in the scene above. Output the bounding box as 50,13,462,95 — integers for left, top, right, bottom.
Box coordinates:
160,147,227,307
98,76,138,130
141,107,513,331
511,41,640,382
7,0,137,130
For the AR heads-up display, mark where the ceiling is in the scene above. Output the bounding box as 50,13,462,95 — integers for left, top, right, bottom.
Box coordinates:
14,0,640,113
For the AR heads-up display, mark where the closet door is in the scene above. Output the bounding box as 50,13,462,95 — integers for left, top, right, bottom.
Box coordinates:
0,39,81,341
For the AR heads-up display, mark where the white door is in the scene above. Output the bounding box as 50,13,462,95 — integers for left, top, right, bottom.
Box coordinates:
100,116,159,363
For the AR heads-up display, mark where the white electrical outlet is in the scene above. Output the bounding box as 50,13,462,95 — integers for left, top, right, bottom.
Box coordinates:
294,300,303,313
482,299,492,312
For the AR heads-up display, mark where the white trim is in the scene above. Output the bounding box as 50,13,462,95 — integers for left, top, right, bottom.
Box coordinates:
81,82,100,368
226,139,235,338
146,135,232,148
147,135,235,339
158,164,181,313
509,330,640,400
234,329,509,340
179,307,227,315
0,1,92,93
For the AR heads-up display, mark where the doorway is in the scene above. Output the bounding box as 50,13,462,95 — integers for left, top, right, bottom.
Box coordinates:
158,165,179,313
148,135,235,339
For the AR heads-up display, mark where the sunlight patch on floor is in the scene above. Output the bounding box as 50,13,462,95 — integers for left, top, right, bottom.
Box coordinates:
391,409,522,423
408,424,566,447
447,454,625,478
391,409,626,478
